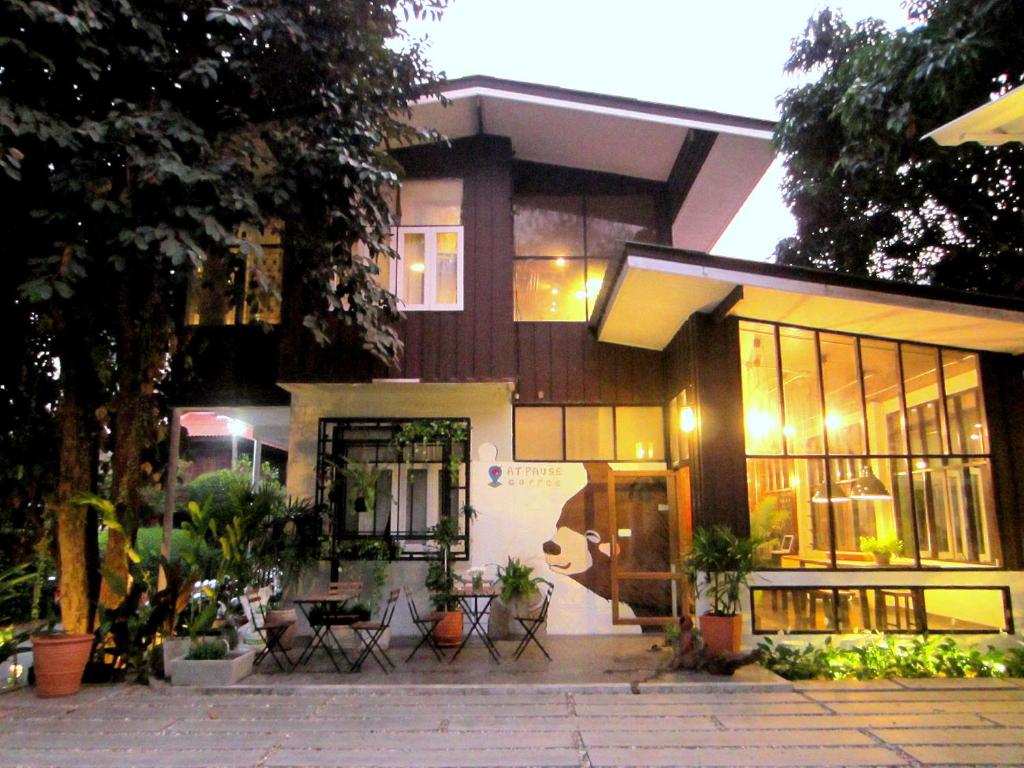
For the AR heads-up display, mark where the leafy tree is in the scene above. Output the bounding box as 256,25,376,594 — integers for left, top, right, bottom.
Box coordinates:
775,0,1024,295
1,0,445,632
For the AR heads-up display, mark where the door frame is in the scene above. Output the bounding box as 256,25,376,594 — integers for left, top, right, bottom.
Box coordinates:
608,469,689,626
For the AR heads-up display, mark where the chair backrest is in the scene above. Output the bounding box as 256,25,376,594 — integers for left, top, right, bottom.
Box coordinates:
379,588,401,628
403,585,421,622
246,592,267,628
536,583,553,622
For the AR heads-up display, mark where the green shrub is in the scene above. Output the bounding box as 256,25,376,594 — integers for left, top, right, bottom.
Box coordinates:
760,633,1024,680
187,639,228,661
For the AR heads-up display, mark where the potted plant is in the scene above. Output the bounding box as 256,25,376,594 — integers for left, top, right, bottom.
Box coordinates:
426,515,463,646
684,525,758,655
168,581,254,686
490,557,548,640
859,535,904,566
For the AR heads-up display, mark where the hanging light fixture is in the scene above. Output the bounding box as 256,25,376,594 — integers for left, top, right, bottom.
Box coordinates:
811,481,849,504
849,464,892,501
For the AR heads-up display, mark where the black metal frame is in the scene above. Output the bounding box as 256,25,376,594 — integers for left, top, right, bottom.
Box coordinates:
513,584,554,660
351,589,401,673
403,585,445,662
738,319,1003,572
315,417,472,566
246,597,292,672
749,584,1014,635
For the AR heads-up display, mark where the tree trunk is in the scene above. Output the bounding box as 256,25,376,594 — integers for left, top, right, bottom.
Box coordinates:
51,311,98,635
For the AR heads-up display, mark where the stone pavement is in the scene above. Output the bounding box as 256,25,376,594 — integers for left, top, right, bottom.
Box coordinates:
1,677,1023,766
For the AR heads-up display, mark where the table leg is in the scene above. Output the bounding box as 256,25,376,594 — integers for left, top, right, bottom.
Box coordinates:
449,597,476,662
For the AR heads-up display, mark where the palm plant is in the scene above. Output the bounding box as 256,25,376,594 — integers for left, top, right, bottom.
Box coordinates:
684,526,759,617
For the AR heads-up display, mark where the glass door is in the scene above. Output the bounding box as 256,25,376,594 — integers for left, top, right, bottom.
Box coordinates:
608,470,688,626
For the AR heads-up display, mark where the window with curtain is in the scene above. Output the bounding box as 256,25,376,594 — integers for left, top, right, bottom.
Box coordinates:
512,194,655,321
740,321,1001,570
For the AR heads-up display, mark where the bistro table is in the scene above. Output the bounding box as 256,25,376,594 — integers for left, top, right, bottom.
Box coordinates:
450,583,501,663
291,582,363,673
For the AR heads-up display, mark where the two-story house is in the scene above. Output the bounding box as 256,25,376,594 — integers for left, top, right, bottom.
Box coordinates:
174,76,1024,644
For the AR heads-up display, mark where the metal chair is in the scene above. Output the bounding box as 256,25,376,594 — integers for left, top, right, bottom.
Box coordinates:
403,585,445,662
351,589,400,673
512,583,553,661
295,580,363,672
246,594,292,672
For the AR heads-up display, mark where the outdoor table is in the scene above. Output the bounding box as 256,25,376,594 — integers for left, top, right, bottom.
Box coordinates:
450,584,501,663
292,587,362,673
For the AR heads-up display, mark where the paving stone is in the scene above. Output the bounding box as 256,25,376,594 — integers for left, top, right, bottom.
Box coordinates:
872,727,1024,745
802,689,1024,703
576,692,810,705
587,746,907,766
894,677,1018,690
792,679,903,690
573,716,720,731
575,701,830,716
902,744,1024,765
581,729,876,747
980,712,1024,727
715,712,992,729
828,700,1024,714
263,748,582,767
0,748,269,767
292,731,576,749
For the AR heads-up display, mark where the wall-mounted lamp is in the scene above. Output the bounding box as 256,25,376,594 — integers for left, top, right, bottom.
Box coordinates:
679,405,697,434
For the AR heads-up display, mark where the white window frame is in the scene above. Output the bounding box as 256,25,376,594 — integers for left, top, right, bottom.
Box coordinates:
391,226,464,312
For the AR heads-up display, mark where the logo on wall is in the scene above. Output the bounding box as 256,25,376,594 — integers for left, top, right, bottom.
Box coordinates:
487,465,503,487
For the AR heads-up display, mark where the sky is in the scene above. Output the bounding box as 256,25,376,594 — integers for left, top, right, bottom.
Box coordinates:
404,0,913,261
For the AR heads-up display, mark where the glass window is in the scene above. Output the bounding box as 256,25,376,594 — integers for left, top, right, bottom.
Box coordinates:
584,195,658,257
400,231,426,306
514,408,563,460
585,259,608,319
514,258,587,321
186,223,284,326
820,333,865,454
830,457,914,568
861,339,906,455
779,326,823,455
669,390,693,467
740,322,783,455
747,458,829,568
398,179,463,226
902,344,948,454
752,589,837,633
942,350,988,454
565,407,615,460
513,195,584,258
913,458,1001,566
615,407,665,461
434,231,459,305
922,588,1007,632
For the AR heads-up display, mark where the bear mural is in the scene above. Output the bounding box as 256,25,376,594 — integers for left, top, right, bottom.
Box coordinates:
543,463,677,626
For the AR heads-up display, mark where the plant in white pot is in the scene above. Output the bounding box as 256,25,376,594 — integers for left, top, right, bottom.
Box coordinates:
490,557,548,640
684,526,758,655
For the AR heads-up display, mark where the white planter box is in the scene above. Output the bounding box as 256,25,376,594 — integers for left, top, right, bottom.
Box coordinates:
170,648,255,687
161,637,191,674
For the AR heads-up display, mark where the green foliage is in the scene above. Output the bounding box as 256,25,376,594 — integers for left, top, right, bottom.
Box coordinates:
859,535,904,557
496,557,548,606
186,639,228,661
337,459,385,514
664,619,682,649
0,564,35,660
335,537,391,615
684,526,759,617
760,634,1024,680
775,0,1024,296
425,515,461,612
392,420,470,483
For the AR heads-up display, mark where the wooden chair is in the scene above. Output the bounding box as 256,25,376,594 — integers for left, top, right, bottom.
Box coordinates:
403,585,445,662
351,589,401,673
246,594,292,672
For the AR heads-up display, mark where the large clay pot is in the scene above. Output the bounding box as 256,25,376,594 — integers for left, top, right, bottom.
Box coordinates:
32,634,93,698
432,610,464,647
265,608,298,651
699,613,742,655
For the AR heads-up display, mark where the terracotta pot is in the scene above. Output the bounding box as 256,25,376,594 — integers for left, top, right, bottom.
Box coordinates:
432,610,464,647
265,608,298,651
873,552,892,566
32,634,93,698
699,613,742,655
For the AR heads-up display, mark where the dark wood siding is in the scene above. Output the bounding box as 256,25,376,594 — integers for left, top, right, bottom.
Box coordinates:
981,352,1024,570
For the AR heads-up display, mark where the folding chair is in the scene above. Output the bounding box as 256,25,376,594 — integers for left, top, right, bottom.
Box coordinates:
351,588,400,673
247,594,292,672
403,585,445,662
294,580,362,672
512,583,553,661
